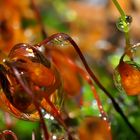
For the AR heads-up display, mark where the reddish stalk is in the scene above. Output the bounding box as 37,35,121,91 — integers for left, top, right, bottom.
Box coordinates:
47,49,112,137
26,2,138,133
36,33,139,136
48,49,107,119
42,96,67,129
78,67,112,139
78,68,107,118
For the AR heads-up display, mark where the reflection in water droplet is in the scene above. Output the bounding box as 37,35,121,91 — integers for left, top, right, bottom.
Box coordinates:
52,135,57,140
44,113,51,119
116,15,132,33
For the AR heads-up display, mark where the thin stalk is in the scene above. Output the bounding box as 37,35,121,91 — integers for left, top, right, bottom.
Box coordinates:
43,97,74,140
125,32,131,50
53,49,108,120
36,33,140,137
112,0,131,48
77,66,112,138
48,48,111,135
112,0,126,19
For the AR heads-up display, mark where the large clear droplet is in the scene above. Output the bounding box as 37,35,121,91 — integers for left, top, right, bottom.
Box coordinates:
116,15,132,33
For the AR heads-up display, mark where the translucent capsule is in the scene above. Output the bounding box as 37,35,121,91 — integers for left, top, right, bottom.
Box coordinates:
116,15,132,33
114,43,140,95
0,43,63,121
42,36,82,97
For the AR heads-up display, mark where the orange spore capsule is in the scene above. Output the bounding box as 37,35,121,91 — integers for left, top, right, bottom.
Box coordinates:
25,61,55,87
118,60,140,95
50,49,81,96
0,43,63,120
78,116,112,140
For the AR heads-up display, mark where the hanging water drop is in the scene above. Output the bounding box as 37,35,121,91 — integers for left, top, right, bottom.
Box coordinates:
116,15,132,33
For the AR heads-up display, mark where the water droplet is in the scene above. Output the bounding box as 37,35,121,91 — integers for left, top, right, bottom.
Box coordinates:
116,15,132,33
52,135,57,140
